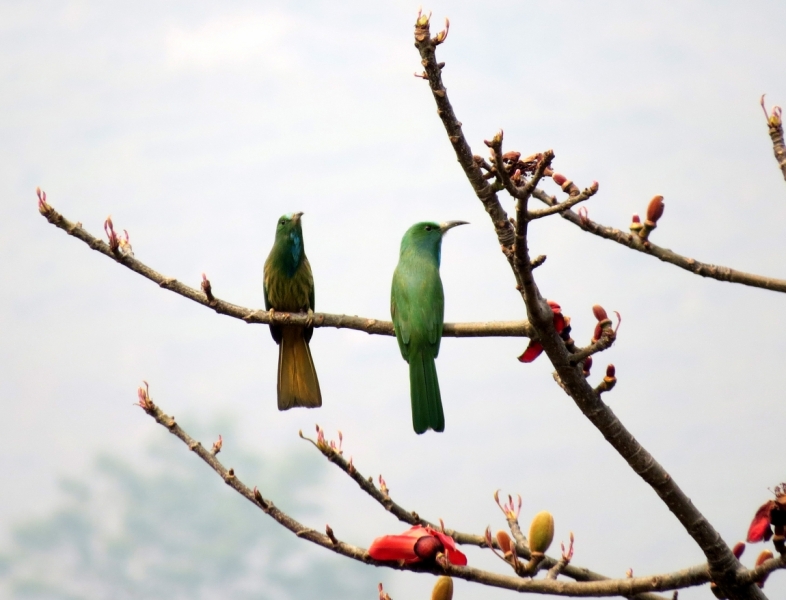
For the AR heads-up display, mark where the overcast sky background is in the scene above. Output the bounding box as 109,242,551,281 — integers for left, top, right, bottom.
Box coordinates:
2,1,786,598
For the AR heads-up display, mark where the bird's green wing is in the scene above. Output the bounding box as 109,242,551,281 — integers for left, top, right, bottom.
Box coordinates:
391,267,411,360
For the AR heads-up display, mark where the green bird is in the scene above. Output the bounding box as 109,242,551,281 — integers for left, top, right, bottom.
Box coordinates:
263,212,322,410
391,220,468,434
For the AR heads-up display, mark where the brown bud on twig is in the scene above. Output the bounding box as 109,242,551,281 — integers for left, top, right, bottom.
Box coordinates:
755,549,774,588
592,305,608,322
379,475,389,497
582,355,593,378
496,530,513,556
325,524,338,544
640,195,664,240
378,583,392,600
732,541,746,559
211,434,223,455
201,273,215,304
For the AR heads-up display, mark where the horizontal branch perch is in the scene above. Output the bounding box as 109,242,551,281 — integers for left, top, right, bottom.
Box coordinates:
38,199,533,338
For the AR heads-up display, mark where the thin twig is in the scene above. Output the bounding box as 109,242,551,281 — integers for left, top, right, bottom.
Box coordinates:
303,428,680,600
38,201,533,338
531,188,786,294
142,388,715,597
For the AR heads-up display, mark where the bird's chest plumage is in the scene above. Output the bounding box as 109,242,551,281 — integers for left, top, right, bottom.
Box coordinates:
264,256,313,311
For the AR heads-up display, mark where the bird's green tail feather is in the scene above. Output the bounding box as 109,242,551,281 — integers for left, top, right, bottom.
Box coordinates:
409,348,444,434
277,326,322,410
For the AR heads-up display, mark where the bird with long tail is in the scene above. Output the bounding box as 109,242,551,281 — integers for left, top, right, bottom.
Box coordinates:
263,212,321,410
391,220,468,433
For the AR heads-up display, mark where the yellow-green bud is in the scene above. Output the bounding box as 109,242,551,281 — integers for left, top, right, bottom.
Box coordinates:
528,511,555,555
431,576,453,600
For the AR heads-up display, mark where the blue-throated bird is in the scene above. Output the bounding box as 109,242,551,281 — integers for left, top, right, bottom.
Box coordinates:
263,212,321,410
391,220,468,433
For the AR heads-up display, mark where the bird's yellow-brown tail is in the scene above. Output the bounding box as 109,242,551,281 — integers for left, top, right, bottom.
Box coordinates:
277,326,322,410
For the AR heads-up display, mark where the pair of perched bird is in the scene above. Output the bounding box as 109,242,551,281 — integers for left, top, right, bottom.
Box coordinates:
263,213,467,434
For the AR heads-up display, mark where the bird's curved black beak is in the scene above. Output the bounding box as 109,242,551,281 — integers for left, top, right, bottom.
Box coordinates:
439,220,469,233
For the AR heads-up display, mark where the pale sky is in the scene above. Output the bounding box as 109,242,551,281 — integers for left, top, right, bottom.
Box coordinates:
2,1,786,598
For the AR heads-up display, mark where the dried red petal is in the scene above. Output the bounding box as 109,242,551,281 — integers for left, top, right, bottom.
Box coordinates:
518,342,544,363
747,501,775,543
547,300,562,313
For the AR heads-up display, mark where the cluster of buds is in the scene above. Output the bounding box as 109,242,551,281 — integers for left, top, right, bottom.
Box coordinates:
36,187,52,216
315,425,343,455
488,510,557,576
747,483,786,555
630,195,664,241
518,300,570,363
368,525,467,566
134,381,154,413
761,94,783,128
103,216,134,257
494,490,522,521
211,434,223,455
378,583,392,600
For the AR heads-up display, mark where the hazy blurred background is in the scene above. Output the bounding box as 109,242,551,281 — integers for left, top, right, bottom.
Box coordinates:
2,1,786,598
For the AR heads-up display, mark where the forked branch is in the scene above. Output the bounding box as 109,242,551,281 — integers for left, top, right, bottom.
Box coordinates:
413,13,769,599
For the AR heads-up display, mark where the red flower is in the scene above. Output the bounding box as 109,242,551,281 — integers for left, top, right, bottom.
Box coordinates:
368,525,467,566
518,301,566,363
747,483,786,543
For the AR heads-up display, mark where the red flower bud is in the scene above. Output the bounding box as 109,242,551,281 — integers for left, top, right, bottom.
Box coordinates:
552,173,567,186
605,364,616,378
583,355,593,377
732,542,746,559
646,195,664,224
592,305,608,321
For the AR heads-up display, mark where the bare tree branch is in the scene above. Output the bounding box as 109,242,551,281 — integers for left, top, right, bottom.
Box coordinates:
139,386,729,598
531,188,786,294
37,199,533,339
413,14,768,600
